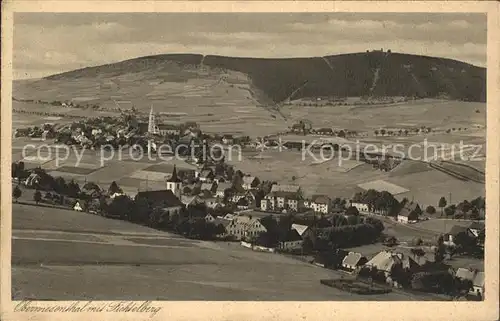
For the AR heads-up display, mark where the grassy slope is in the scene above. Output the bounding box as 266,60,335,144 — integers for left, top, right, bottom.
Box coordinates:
15,52,486,105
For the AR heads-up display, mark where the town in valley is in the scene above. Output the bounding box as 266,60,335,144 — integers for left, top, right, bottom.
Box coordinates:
11,12,487,301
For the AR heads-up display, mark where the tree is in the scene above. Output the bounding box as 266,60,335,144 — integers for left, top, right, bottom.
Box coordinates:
13,185,22,203
434,235,446,263
374,130,379,136
345,206,360,216
337,130,346,138
426,205,436,215
33,190,42,204
438,197,447,216
380,129,386,136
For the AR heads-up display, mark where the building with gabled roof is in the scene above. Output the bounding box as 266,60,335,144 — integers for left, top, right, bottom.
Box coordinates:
341,252,368,272
278,229,303,250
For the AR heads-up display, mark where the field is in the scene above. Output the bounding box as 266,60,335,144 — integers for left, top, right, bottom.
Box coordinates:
12,203,433,300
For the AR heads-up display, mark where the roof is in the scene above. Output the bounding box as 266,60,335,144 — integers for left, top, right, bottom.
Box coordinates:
200,169,214,178
366,250,417,272
473,271,485,287
448,225,469,236
242,176,257,185
468,221,485,230
312,194,331,204
271,184,301,193
157,124,179,130
291,223,310,236
318,127,333,133
268,191,301,199
181,195,201,206
200,183,215,191
281,229,302,242
342,252,365,267
167,165,182,183
455,268,476,281
136,189,183,207
213,218,230,228
398,202,421,217
216,182,233,193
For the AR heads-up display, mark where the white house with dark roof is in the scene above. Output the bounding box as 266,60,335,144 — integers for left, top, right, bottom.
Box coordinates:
215,182,233,198
350,201,370,213
242,176,260,190
278,229,303,250
341,252,368,272
304,195,331,214
262,190,303,212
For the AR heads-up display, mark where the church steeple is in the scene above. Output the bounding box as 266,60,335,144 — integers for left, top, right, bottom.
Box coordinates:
167,165,182,183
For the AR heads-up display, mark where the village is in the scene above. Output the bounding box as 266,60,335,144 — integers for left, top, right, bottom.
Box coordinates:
11,106,486,300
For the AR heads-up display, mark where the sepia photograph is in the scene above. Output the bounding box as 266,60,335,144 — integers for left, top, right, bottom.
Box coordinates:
1,1,499,319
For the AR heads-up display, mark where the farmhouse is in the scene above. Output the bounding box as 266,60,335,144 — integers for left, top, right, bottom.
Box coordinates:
341,252,368,272
365,250,419,279
200,182,217,195
222,134,234,145
242,176,260,190
278,229,303,251
204,197,223,210
443,225,474,246
262,191,303,212
350,201,370,213
397,202,421,224
468,222,485,237
226,216,268,240
73,201,84,212
198,169,215,182
455,268,484,297
316,128,334,136
215,182,233,198
291,223,315,241
157,124,180,136
304,195,331,214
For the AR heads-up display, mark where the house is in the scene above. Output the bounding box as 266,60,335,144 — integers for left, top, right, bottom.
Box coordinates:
242,176,260,190
278,229,303,251
204,197,223,210
205,213,216,222
181,195,204,207
25,173,41,187
291,123,303,133
468,222,485,237
198,169,215,182
82,182,102,199
200,182,216,195
350,201,369,213
341,252,368,272
222,134,234,145
215,182,233,198
157,124,180,136
317,128,334,136
365,250,419,280
304,195,331,214
291,223,315,241
73,201,84,212
262,191,303,212
444,225,474,246
212,218,230,237
472,271,485,297
455,268,484,297
225,216,268,240
397,202,422,223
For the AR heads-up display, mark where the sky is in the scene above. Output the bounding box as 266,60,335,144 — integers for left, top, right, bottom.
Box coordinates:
13,13,487,80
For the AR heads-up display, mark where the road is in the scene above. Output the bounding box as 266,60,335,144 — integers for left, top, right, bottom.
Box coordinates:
11,203,444,301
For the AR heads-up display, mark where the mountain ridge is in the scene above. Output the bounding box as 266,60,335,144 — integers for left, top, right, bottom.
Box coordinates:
34,51,486,103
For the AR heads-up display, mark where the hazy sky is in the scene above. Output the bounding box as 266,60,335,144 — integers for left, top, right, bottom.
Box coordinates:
14,13,487,79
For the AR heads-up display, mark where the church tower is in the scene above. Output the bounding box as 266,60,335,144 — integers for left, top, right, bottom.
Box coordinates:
166,165,182,198
148,105,159,134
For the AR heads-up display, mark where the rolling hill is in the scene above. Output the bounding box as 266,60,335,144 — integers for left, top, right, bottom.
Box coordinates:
18,51,486,105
